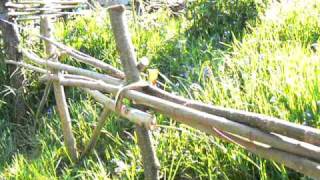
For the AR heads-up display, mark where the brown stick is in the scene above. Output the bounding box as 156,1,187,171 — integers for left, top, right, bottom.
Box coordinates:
109,5,160,179
40,16,78,162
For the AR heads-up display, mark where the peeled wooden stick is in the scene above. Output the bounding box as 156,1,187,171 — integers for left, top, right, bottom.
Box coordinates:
40,76,320,162
41,16,78,162
109,5,160,179
39,35,125,79
21,49,122,85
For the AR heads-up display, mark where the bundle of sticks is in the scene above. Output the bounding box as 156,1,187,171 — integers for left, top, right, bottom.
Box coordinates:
5,4,320,179
4,0,87,20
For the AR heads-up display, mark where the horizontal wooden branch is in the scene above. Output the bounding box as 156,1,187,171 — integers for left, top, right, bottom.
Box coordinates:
40,76,320,163
38,36,125,79
21,49,122,85
5,59,50,74
146,86,320,146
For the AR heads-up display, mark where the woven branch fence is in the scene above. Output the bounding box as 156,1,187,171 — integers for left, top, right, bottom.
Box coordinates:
2,1,320,179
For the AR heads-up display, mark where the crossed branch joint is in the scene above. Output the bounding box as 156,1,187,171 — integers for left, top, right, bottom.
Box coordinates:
114,81,150,113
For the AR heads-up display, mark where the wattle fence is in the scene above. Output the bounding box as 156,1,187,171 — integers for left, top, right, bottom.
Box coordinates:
1,1,320,179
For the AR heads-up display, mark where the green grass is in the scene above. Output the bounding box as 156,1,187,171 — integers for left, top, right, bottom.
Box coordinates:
1,0,320,179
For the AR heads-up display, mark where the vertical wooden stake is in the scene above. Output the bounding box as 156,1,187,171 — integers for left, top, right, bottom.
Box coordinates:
0,1,26,124
40,16,78,162
36,3,53,120
108,5,160,180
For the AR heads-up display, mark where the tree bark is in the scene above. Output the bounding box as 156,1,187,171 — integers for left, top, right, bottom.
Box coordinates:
0,0,27,124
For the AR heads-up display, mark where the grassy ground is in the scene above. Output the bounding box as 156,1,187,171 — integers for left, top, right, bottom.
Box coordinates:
1,0,320,179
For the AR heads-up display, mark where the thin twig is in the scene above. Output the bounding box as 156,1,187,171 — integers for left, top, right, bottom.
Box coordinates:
35,81,52,119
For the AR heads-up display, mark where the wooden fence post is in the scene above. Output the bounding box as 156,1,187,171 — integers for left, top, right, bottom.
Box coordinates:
36,0,53,119
0,0,26,124
108,5,160,180
40,16,78,162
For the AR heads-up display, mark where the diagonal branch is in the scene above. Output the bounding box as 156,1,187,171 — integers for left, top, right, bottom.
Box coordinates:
39,35,125,79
